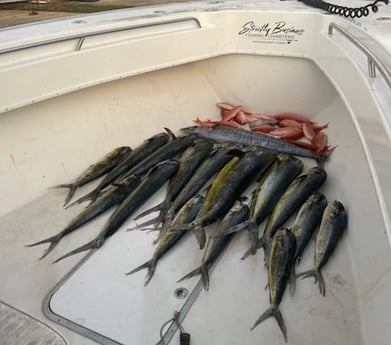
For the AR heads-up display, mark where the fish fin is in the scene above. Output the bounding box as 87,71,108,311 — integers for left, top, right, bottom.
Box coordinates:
192,224,206,249
200,265,210,291
53,238,102,263
240,246,257,260
26,233,63,260
239,236,265,260
248,222,259,249
164,127,176,139
297,269,326,297
289,265,296,297
133,202,164,221
223,220,249,235
263,241,272,267
250,306,287,342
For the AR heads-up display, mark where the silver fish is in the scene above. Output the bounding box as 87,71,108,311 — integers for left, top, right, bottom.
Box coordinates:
181,125,333,162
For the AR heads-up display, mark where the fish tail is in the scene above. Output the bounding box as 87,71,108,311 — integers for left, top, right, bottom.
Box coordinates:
297,268,326,296
126,259,157,286
127,215,162,231
52,183,73,189
52,183,79,207
250,306,287,342
87,189,103,206
177,265,209,290
26,234,63,260
63,185,79,207
64,190,96,208
53,238,102,263
316,146,337,166
133,202,164,221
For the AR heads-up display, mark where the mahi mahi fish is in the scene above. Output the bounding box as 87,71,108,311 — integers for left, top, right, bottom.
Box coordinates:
53,159,179,263
251,228,296,342
224,154,303,257
55,146,132,206
289,192,328,295
84,131,172,204
26,175,141,259
297,200,347,296
177,200,249,290
259,166,327,264
126,194,204,286
181,149,276,249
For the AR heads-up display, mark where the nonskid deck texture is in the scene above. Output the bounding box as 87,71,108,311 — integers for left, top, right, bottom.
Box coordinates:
0,302,66,345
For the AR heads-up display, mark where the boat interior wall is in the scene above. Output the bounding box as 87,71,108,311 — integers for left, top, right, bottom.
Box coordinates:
0,54,338,217
0,11,328,114
1,10,389,225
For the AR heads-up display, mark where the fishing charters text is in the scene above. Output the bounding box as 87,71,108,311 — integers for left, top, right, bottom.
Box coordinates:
238,21,305,40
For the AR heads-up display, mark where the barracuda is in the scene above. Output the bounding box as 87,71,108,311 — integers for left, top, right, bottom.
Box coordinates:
181,125,333,162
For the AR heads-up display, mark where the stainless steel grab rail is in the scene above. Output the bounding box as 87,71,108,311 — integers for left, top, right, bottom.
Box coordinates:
0,17,201,55
328,22,391,90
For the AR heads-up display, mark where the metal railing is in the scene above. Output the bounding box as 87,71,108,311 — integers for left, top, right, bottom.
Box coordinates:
0,17,201,55
328,22,391,90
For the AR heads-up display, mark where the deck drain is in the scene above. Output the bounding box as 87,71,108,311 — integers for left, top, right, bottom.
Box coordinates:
174,287,188,299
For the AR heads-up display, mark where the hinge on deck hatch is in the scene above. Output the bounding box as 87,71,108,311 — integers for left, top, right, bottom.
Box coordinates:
299,0,389,18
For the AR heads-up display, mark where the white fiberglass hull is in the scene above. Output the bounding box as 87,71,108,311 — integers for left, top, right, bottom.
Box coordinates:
0,1,390,344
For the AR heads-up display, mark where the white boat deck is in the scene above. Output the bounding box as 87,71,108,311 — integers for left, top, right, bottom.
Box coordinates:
0,1,390,345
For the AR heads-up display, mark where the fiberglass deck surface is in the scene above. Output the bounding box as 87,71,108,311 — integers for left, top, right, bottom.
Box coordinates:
0,95,373,344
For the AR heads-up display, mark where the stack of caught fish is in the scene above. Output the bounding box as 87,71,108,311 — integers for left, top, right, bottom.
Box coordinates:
27,121,347,342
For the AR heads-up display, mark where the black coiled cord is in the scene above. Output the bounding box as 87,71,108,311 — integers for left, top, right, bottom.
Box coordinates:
300,0,389,18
